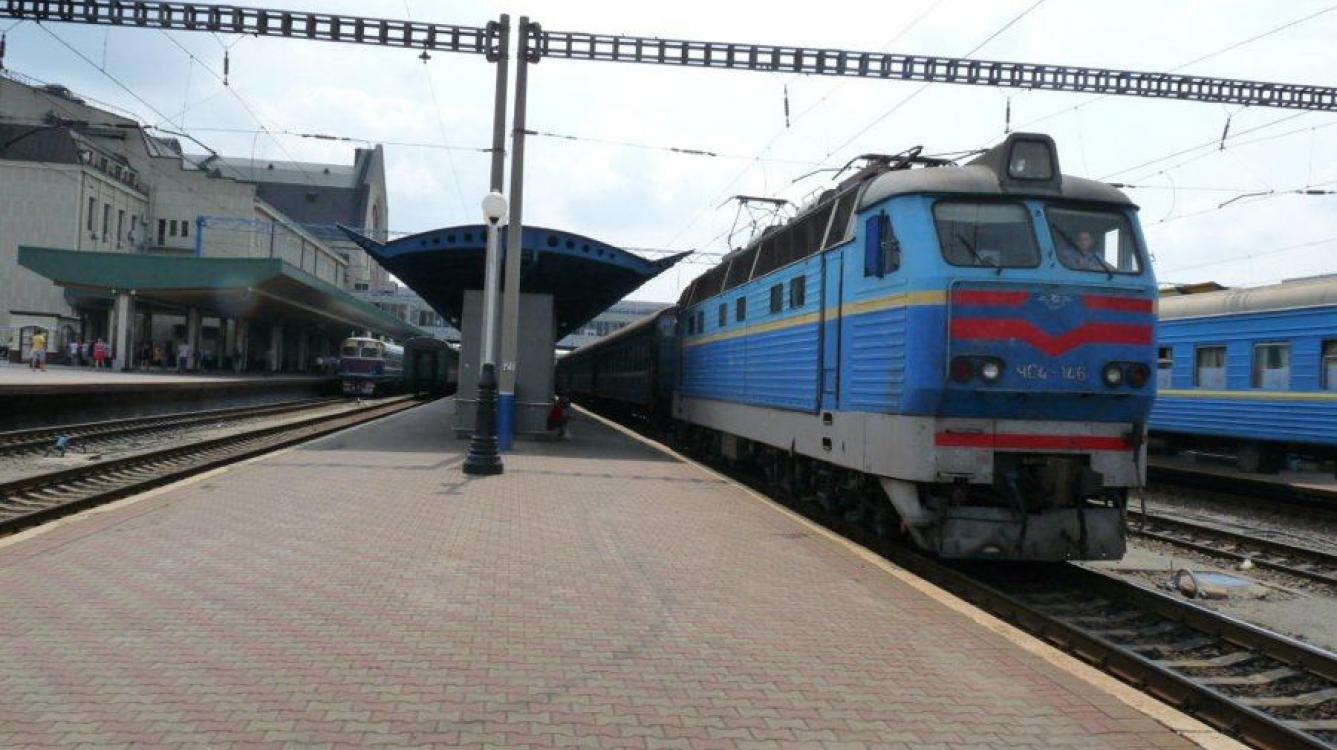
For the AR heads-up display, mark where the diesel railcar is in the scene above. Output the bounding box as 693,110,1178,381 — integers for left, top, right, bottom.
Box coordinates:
1151,276,1337,473
569,133,1157,561
403,336,459,397
338,336,404,396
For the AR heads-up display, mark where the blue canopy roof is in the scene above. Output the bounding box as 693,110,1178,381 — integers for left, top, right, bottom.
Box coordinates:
340,224,687,339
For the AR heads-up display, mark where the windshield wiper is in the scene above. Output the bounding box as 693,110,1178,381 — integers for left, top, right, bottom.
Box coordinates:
1051,224,1114,280
955,232,1002,275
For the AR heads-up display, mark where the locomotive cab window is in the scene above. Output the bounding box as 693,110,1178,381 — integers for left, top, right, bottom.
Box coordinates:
1252,343,1291,390
735,297,746,322
933,201,1039,268
1195,346,1225,389
1047,207,1143,274
718,304,727,328
360,346,380,358
1324,341,1337,391
769,284,783,314
341,344,358,357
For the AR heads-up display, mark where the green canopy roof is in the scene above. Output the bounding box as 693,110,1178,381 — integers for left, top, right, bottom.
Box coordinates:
19,246,423,340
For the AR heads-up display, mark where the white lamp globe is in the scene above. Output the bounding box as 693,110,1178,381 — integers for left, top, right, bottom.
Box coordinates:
482,192,508,224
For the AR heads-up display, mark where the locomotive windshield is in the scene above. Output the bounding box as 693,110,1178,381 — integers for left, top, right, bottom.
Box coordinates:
933,202,1039,269
1047,207,1143,274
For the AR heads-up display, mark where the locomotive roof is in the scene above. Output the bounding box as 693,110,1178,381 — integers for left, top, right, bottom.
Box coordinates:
859,165,1133,209
1159,275,1337,320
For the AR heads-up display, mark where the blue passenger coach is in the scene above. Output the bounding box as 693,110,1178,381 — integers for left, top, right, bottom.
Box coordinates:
673,133,1157,560
1151,277,1337,472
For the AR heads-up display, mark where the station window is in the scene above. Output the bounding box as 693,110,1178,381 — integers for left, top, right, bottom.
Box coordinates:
101,203,111,238
116,210,124,244
735,297,746,322
1194,346,1225,389
788,275,806,308
718,303,727,328
1157,346,1173,390
169,220,178,238
1252,343,1291,390
1324,341,1337,391
158,218,166,246
181,219,189,238
769,284,783,314
86,197,96,231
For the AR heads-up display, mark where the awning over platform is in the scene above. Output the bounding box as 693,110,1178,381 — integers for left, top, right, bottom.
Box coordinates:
340,225,687,339
18,246,423,339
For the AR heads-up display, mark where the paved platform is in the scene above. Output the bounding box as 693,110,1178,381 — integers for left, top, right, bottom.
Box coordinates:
0,364,330,393
0,366,336,430
0,400,1234,749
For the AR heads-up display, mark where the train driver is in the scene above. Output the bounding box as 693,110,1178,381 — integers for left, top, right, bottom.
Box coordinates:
1060,230,1108,272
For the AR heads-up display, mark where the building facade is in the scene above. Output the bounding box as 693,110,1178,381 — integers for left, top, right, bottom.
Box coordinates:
0,75,419,363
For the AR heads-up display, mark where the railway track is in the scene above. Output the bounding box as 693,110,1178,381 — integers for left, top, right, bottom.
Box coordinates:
1128,509,1337,587
0,398,340,456
0,396,422,535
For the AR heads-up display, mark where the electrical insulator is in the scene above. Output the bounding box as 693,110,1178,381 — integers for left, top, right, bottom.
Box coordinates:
783,84,790,129
223,49,230,86
0,34,7,72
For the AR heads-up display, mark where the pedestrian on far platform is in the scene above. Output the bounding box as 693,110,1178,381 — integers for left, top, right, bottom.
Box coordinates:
93,338,107,368
30,330,47,371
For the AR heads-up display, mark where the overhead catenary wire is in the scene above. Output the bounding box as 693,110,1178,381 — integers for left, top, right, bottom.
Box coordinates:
659,0,947,250
402,0,470,223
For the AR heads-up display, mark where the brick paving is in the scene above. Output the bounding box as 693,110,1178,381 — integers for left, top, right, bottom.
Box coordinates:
0,399,1203,749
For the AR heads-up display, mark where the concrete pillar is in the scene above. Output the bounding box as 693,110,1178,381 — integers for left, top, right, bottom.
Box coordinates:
269,323,283,372
223,318,236,367
296,330,310,374
111,292,134,371
186,307,202,370
235,320,250,373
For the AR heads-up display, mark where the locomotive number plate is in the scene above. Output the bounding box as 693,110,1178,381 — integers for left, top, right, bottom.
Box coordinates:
1015,363,1087,381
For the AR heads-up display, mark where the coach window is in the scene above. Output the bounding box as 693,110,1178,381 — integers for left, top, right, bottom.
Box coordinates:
769,284,783,314
1324,341,1337,390
718,303,727,328
1157,346,1173,389
788,275,806,308
1252,343,1291,390
934,202,1039,268
736,297,746,322
864,212,899,277
1195,346,1225,389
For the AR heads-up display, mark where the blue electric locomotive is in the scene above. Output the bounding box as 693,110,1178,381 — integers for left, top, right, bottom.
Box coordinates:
1151,276,1337,473
672,133,1156,560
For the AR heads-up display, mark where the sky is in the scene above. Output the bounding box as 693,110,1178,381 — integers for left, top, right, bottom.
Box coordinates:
5,0,1337,303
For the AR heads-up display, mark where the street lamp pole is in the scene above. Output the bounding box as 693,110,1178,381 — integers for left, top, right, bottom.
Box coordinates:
462,191,508,476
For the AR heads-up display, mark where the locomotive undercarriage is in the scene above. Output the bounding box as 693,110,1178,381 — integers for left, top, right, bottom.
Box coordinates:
680,424,1126,561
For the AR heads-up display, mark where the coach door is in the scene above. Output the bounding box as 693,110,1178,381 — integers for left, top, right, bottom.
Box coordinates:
818,248,843,412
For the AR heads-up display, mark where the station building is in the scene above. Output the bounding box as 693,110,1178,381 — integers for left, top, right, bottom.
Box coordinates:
0,74,419,369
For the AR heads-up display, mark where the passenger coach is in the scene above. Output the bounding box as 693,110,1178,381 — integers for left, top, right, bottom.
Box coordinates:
1152,277,1337,472
562,133,1158,561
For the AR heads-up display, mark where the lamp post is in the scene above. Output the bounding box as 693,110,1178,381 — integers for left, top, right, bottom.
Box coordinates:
463,191,508,476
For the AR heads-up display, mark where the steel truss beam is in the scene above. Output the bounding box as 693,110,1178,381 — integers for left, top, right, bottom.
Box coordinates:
2,0,500,58
533,27,1337,112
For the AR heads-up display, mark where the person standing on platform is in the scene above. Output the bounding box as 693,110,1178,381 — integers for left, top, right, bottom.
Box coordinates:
176,341,190,373
30,330,47,371
93,338,107,368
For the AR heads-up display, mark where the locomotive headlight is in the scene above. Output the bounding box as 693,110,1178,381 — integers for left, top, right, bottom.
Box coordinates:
1102,362,1125,387
979,359,1002,383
